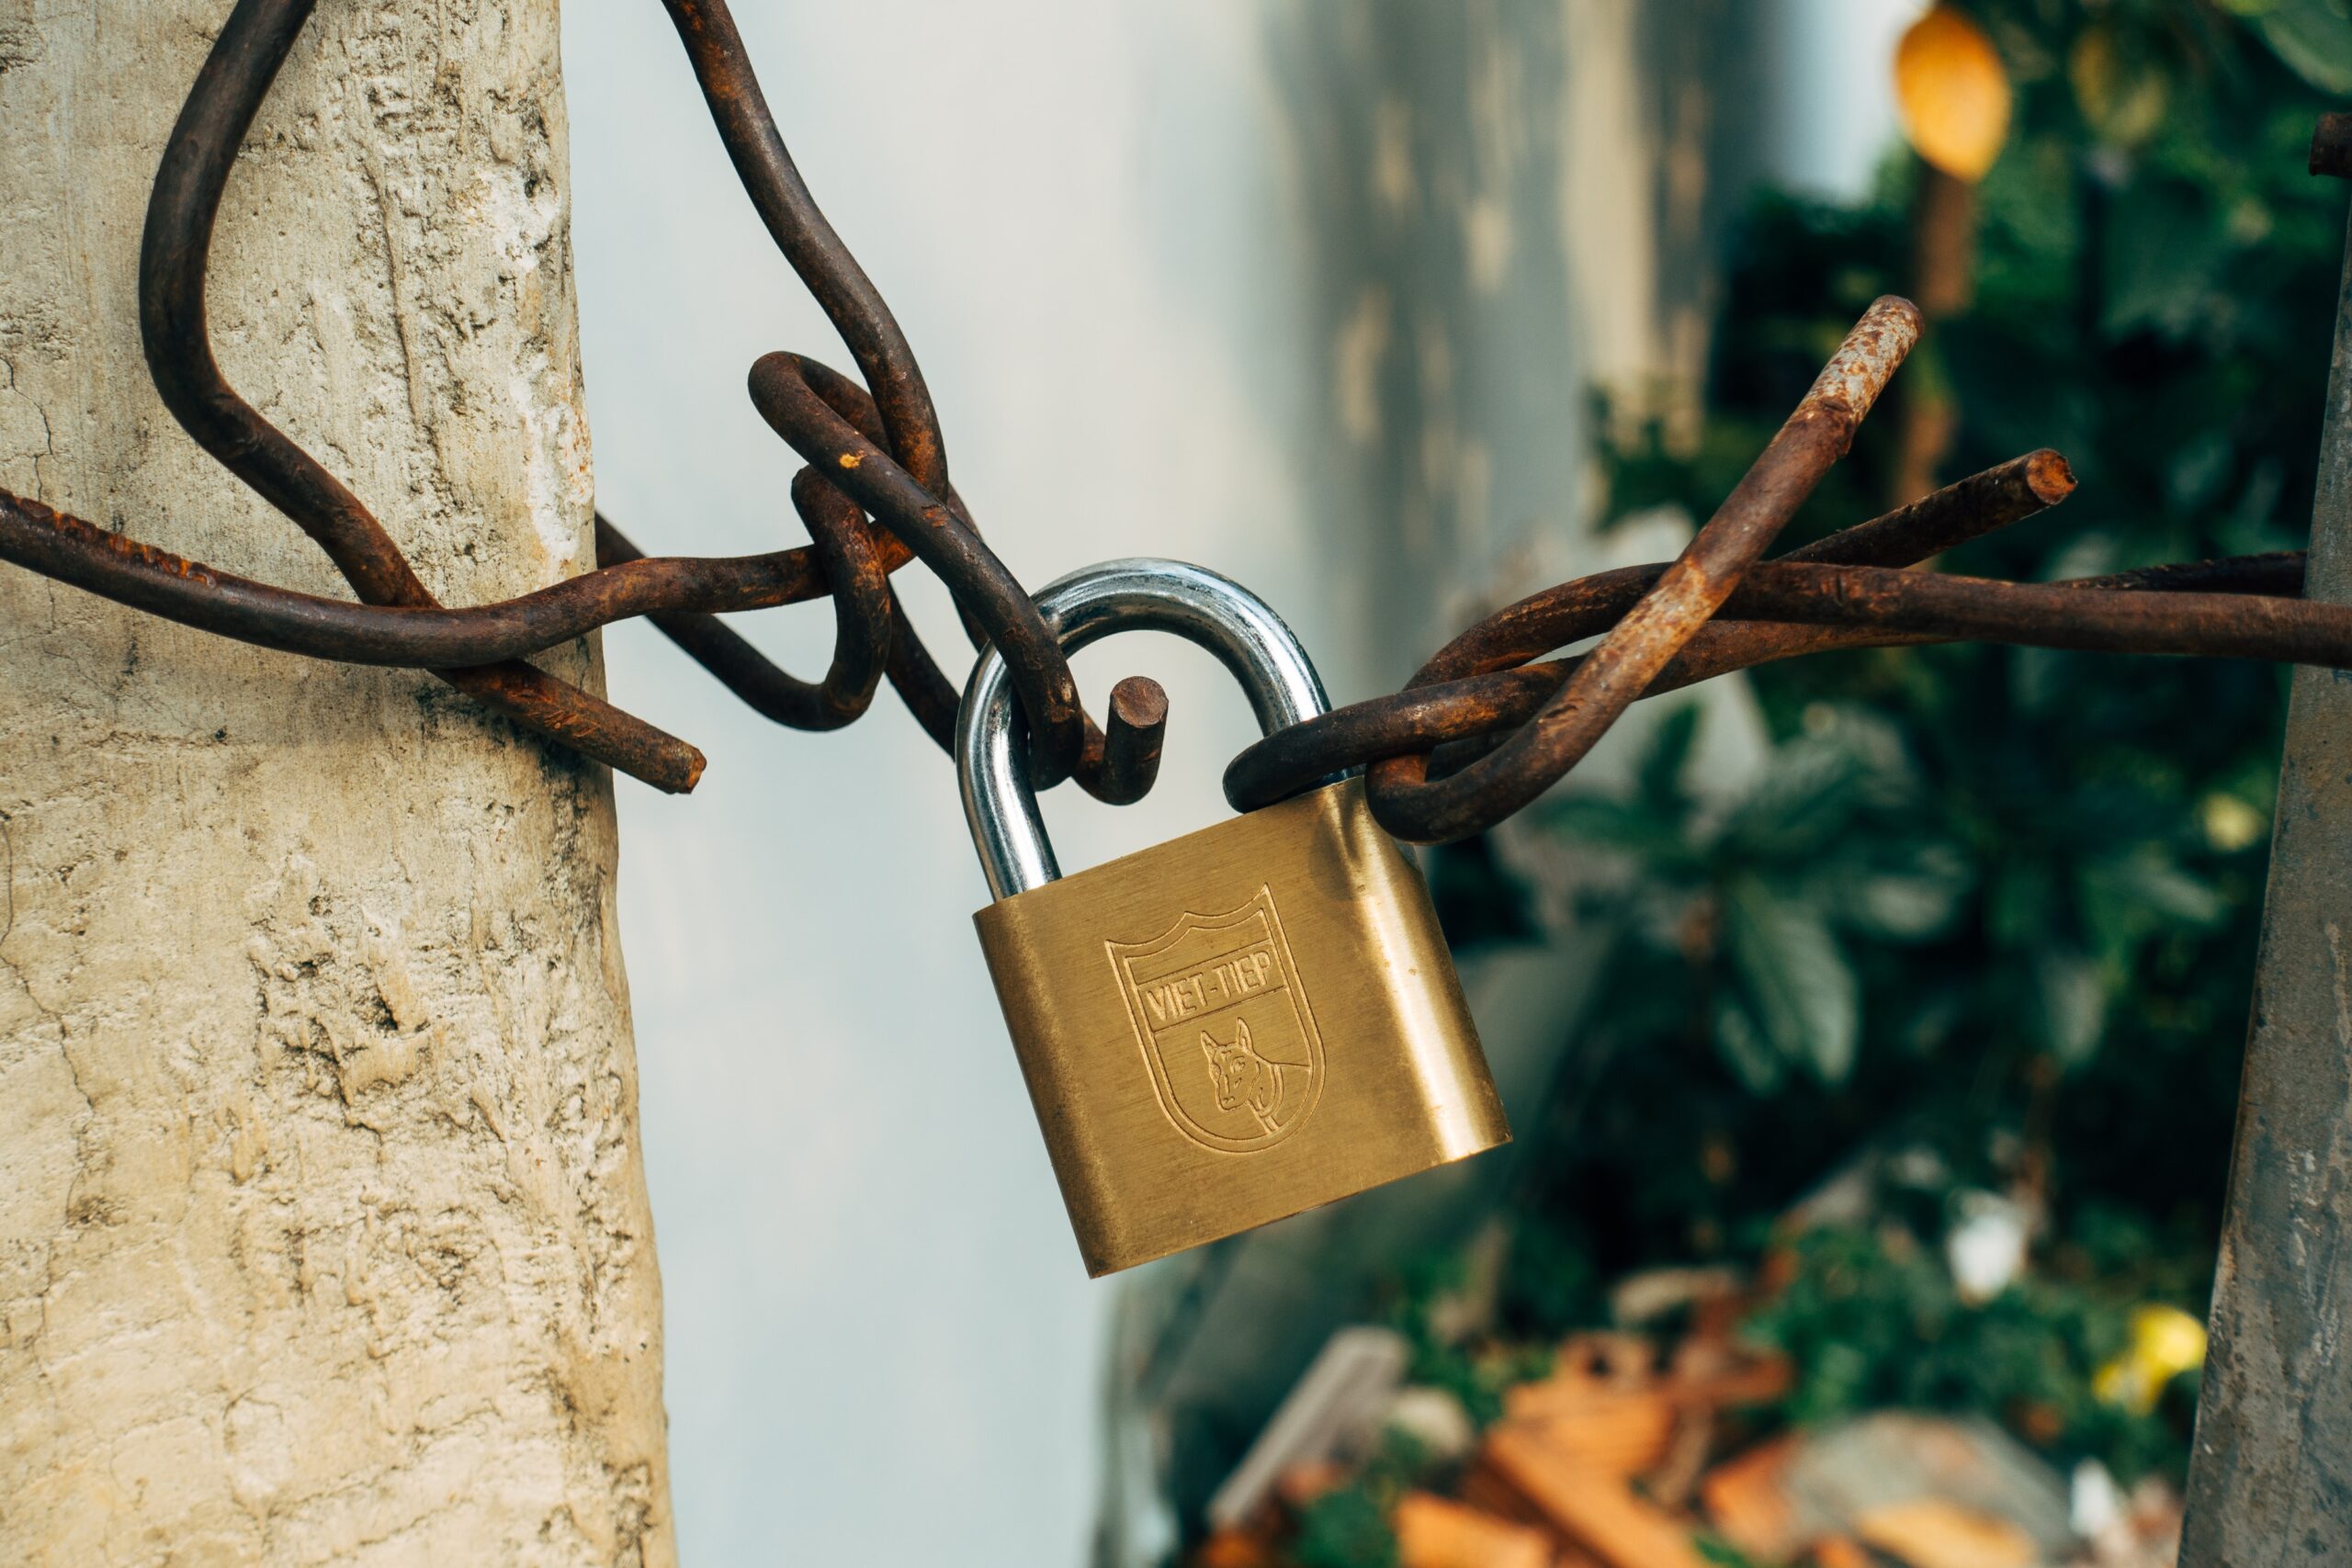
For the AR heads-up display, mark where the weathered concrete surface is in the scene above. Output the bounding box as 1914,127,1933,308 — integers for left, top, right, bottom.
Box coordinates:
0,4,673,1562
2179,208,2352,1563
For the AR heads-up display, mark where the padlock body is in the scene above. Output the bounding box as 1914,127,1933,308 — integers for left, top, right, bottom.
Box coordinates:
975,778,1510,1276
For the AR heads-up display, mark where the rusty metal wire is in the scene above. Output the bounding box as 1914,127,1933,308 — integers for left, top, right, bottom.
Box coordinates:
1229,291,2352,840
136,0,709,792
0,0,1159,801
0,1,2348,847
1371,297,1927,842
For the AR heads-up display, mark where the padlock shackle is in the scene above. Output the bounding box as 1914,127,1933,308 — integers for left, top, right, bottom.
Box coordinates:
957,558,1333,900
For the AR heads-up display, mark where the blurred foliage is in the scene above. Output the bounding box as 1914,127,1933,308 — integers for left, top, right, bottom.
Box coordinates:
1742,1225,2196,1483
1287,1433,1437,1568
1427,0,2348,1495
1289,1489,1398,1568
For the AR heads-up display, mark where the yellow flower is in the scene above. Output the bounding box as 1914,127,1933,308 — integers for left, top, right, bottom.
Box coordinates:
2095,1304,2209,1415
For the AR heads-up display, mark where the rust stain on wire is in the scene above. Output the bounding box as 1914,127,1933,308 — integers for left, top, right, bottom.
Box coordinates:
0,4,2346,843
1353,297,1925,843
1234,288,2352,841
0,0,1156,802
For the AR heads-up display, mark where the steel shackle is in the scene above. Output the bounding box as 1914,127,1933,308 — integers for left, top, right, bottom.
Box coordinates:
956,558,1332,901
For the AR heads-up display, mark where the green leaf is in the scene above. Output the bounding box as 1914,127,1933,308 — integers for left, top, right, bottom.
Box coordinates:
1838,842,1973,942
2098,851,2226,927
1713,997,1786,1095
2078,850,2228,965
1724,875,1860,1084
1544,795,1690,863
2069,22,2172,147
1292,1487,1398,1568
2035,948,2110,1068
2256,0,2352,94
1843,870,1966,942
1720,739,1868,861
2102,179,2225,339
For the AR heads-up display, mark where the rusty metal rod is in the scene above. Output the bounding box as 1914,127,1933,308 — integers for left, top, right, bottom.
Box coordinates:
81,0,1149,799
595,502,891,732
662,0,1167,793
1417,448,2071,685
6,0,2343,837
1095,677,1172,807
1736,561,2346,658
598,354,986,750
51,473,2296,691
661,0,951,507
11,414,2319,820
746,352,1088,766
0,491,823,665
134,0,707,792
1223,453,2299,815
1228,552,2312,813
1231,452,2071,810
1780,447,2075,566
605,359,1162,800
0,479,1174,805
1361,298,1923,841
661,0,978,705
745,351,1163,800
141,0,416,605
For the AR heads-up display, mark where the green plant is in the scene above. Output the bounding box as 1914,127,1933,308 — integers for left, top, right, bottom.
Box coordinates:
1742,1225,2193,1481
1453,0,2348,1485
1284,1432,1443,1568
1289,1491,1397,1568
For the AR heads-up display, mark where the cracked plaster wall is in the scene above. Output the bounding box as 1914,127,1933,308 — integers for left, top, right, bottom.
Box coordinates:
0,4,673,1562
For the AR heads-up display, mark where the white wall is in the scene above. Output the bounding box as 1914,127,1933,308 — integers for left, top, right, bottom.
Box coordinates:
1761,0,1921,198
560,3,1913,1562
562,5,1330,1562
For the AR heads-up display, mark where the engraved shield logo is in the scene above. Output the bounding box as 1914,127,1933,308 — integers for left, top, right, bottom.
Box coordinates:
1109,886,1324,1153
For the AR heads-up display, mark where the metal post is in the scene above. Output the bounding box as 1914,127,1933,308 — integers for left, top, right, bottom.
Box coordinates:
2178,119,2352,1563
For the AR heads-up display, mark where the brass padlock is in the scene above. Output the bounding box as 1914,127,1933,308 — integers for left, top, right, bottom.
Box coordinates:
957,559,1510,1276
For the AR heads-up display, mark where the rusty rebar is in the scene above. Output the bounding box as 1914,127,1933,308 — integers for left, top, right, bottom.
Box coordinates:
0,491,827,667
1355,298,1921,841
1781,448,2075,566
0,0,1161,801
1095,678,1173,807
131,0,707,793
744,352,1091,767
594,505,891,732
1232,568,2315,819
2,17,2347,843
1227,452,2072,810
655,0,1173,796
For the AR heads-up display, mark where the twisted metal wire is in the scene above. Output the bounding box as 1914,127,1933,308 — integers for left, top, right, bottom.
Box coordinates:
1,6,2347,846
1227,298,2345,841
0,0,1163,801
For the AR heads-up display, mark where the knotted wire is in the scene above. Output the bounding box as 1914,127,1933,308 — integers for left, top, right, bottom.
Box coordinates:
1,4,2348,844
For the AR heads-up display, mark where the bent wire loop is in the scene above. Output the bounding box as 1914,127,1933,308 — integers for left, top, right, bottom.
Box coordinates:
1,1,2348,842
